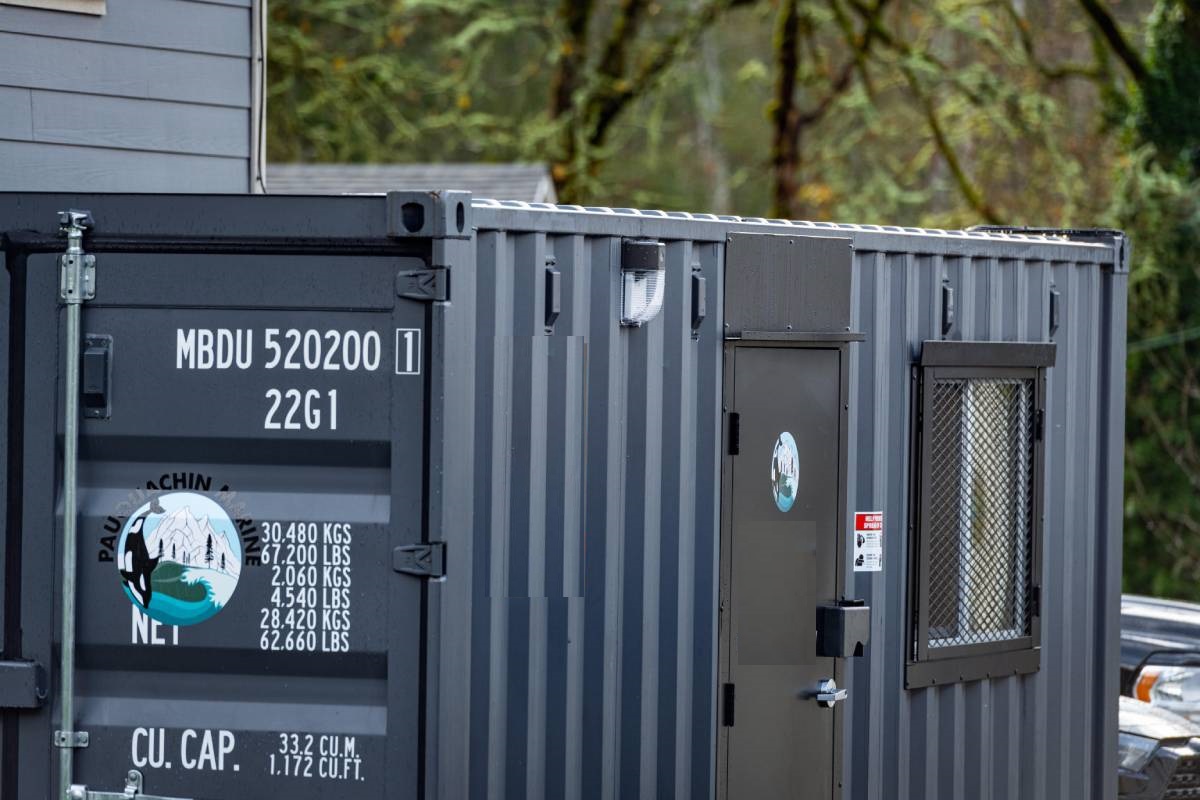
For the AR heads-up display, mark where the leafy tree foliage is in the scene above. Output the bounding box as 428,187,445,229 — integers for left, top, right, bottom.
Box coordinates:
268,0,758,202
269,0,1200,598
1135,0,1200,170
1106,0,1200,598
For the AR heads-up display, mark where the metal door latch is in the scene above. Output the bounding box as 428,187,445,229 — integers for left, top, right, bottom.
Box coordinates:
815,678,847,708
68,770,192,800
59,210,96,302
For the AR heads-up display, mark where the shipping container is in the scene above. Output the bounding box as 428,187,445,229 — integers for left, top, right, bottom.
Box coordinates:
0,192,1126,800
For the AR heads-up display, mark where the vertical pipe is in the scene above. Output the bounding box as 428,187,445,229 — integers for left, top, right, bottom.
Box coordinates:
56,215,88,800
58,299,79,800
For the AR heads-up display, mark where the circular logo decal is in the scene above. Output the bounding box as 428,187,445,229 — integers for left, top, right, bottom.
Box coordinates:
116,491,242,626
770,431,800,512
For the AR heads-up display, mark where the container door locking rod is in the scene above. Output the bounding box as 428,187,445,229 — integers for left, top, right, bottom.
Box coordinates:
54,210,96,800
68,770,193,800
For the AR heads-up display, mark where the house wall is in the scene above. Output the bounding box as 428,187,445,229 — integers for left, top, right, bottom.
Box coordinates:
0,0,257,192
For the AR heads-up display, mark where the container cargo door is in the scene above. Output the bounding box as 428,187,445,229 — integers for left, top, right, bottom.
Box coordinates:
718,344,847,800
1,195,448,800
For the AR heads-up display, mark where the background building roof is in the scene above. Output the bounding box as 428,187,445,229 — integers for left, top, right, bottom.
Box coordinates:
266,162,557,203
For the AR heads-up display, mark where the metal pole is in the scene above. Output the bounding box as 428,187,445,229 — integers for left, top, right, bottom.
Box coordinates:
56,211,93,800
59,297,80,800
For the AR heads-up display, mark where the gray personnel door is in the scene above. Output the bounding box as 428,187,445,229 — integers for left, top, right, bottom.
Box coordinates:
718,343,847,800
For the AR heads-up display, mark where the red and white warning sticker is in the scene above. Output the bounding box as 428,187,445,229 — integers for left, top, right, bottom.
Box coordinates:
853,511,883,572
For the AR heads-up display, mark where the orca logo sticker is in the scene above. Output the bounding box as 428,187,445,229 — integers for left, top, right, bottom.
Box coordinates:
117,491,242,626
770,431,800,512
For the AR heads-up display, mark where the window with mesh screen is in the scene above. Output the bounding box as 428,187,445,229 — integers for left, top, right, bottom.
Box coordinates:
907,341,1052,688
926,377,1034,648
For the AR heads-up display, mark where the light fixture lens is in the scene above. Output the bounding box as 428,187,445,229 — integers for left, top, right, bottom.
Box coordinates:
1117,731,1158,772
621,270,665,326
1136,665,1200,722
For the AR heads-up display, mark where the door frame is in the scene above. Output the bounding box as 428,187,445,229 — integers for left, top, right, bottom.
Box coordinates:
716,336,854,800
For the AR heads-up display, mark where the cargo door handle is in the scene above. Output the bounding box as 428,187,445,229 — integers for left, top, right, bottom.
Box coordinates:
82,335,112,419
544,258,561,332
814,678,846,708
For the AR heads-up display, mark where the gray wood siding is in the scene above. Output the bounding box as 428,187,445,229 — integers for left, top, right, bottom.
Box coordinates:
0,33,250,106
31,91,249,157
0,0,249,57
0,86,33,139
0,141,248,191
0,0,253,192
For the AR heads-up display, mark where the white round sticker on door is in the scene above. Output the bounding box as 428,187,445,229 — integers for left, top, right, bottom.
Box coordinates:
770,431,800,512
116,491,242,627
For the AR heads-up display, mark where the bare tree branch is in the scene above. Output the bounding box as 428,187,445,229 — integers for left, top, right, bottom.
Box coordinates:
548,0,761,200
769,0,889,217
551,0,595,120
900,64,1003,224
830,0,881,99
1075,0,1149,85
585,0,755,149
598,0,651,84
997,0,1104,82
838,1,1002,222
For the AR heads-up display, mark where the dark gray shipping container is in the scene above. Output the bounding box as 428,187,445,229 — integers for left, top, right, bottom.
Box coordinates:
0,192,1125,800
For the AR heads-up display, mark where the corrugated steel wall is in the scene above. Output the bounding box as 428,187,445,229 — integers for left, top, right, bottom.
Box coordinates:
463,224,724,799
448,203,1124,800
844,246,1125,800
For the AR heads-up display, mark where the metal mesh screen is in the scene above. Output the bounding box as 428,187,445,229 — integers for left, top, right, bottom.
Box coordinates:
926,377,1035,650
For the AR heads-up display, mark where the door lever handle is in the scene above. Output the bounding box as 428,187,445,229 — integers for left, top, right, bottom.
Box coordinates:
815,678,847,708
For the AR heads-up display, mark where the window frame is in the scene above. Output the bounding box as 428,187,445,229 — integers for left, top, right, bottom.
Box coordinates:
906,340,1054,689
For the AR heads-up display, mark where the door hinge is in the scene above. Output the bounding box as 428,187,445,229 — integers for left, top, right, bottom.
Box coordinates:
722,683,735,727
68,769,192,800
727,412,740,455
1034,408,1045,441
1031,585,1041,618
393,542,447,579
397,266,450,302
0,660,45,709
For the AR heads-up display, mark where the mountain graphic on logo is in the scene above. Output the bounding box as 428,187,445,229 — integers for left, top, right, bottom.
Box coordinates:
145,506,241,579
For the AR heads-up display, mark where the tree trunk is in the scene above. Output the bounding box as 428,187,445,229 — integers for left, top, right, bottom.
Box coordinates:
770,0,802,219
550,0,596,200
